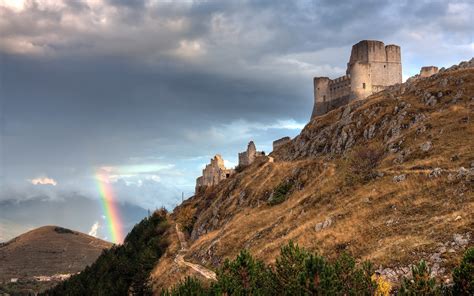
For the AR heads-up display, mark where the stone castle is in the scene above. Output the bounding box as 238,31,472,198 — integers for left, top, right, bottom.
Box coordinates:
194,40,443,193
312,40,402,118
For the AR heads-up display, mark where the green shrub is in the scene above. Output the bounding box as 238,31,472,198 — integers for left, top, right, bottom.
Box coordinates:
161,277,208,296
273,241,311,294
165,242,378,296
268,180,293,205
161,243,474,296
399,260,440,296
213,250,273,295
176,206,197,235
452,247,474,295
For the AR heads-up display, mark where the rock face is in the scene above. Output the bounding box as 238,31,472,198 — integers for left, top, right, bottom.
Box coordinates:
274,58,474,161
195,155,234,193
238,141,265,167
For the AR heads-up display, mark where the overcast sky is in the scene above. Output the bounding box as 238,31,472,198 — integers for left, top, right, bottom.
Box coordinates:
0,0,472,242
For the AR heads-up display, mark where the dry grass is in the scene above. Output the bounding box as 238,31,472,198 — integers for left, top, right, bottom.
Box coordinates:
152,67,474,290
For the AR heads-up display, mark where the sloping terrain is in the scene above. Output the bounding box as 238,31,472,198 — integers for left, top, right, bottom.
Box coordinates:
0,225,111,281
152,60,473,290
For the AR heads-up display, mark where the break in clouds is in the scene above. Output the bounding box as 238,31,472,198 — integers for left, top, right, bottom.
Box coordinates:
0,0,472,241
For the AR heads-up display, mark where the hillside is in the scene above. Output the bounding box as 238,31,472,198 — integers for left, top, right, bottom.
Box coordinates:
152,59,474,290
44,210,169,296
0,225,112,283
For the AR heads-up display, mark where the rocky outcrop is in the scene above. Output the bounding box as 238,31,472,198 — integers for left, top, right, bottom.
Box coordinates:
273,58,474,161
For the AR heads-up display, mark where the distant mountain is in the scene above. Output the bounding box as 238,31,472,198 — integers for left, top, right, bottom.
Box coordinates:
0,225,111,282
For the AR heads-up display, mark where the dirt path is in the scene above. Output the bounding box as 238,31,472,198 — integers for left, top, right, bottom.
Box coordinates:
174,224,217,281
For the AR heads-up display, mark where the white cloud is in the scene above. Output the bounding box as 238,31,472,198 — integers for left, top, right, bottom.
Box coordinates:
29,177,57,186
88,221,99,237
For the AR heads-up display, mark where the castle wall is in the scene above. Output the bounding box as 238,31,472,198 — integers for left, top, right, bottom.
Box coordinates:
420,66,438,78
273,137,291,151
238,141,264,167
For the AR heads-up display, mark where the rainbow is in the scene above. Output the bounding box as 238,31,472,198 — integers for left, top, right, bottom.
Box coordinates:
96,172,124,244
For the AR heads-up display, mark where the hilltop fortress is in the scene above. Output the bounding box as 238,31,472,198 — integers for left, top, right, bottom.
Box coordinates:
195,40,442,193
312,40,402,118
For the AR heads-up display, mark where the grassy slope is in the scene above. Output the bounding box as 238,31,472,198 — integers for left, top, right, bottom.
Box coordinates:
153,64,473,290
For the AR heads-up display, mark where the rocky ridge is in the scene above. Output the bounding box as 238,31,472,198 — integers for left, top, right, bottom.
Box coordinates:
152,59,473,289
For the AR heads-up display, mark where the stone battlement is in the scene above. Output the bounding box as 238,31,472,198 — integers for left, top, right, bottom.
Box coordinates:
311,40,402,118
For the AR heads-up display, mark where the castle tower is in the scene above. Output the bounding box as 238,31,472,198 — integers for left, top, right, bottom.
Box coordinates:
311,77,330,117
311,40,402,119
238,141,264,167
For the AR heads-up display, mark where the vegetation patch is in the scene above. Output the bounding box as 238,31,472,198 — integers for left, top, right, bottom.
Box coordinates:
268,180,294,206
53,227,76,235
163,244,474,295
344,143,385,185
176,206,197,235
43,210,170,296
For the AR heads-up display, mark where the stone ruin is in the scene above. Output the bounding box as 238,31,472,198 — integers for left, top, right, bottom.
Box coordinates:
419,66,439,78
238,141,265,167
312,40,403,118
195,154,234,193
195,141,269,193
272,136,291,151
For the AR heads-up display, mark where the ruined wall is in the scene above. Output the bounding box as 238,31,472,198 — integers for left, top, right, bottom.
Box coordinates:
272,137,291,151
420,66,439,78
238,141,264,167
196,154,234,192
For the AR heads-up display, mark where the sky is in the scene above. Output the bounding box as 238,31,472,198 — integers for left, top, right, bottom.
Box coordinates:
0,0,472,242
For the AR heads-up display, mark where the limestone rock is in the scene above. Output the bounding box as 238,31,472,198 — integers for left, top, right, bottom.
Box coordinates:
393,174,406,182
420,141,432,152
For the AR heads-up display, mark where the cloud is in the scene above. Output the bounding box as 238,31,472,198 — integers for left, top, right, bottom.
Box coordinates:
88,221,99,237
28,177,57,186
1,0,472,240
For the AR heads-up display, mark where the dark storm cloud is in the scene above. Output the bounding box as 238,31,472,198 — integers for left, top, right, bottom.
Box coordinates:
0,0,472,239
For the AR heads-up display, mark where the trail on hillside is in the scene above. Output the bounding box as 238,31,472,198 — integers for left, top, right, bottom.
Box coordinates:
174,224,217,281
